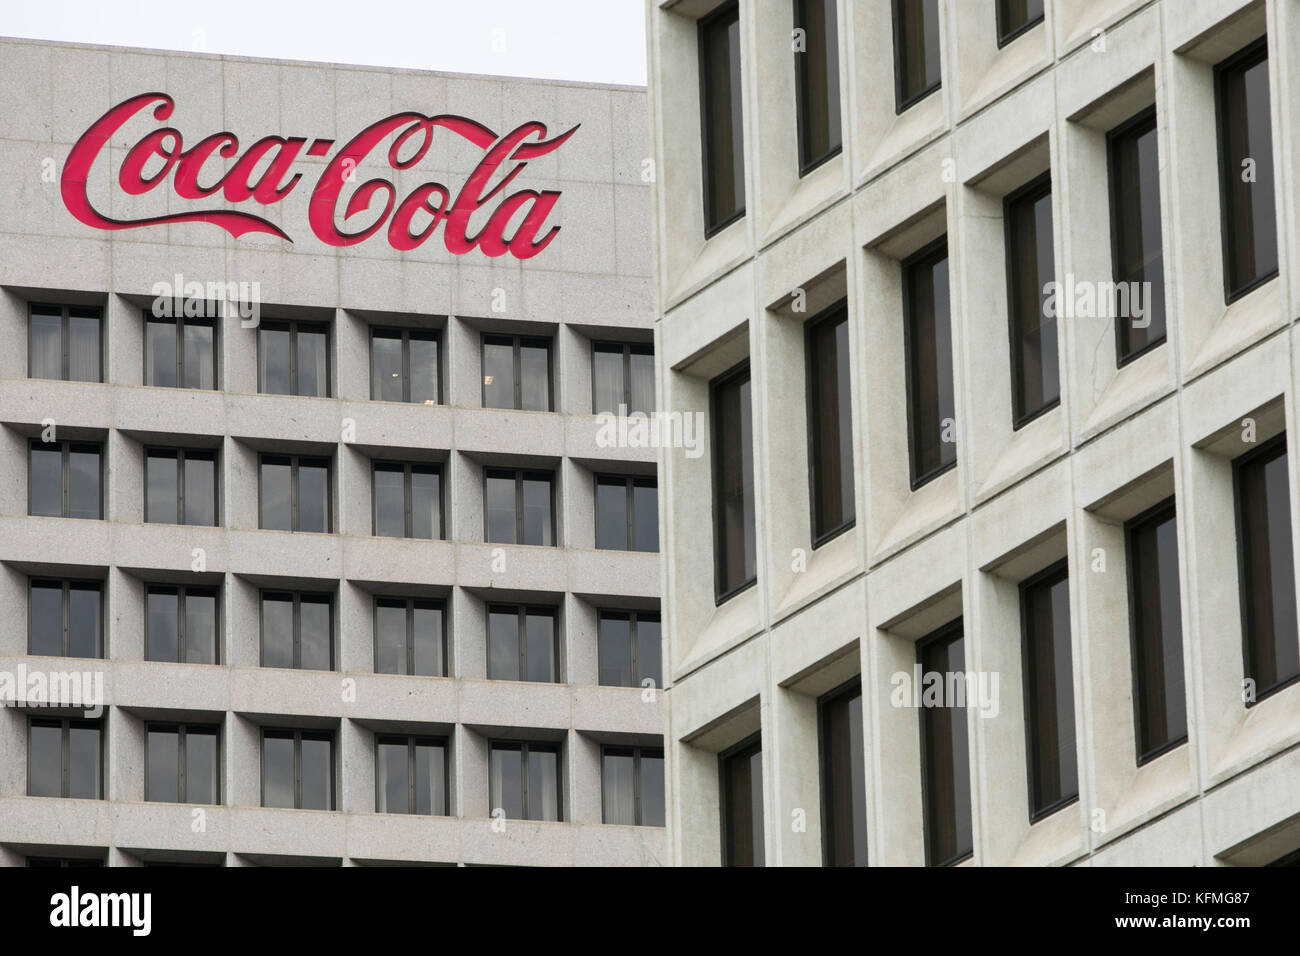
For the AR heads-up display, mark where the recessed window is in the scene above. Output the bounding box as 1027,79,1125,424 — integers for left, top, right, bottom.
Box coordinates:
918,620,972,866
996,0,1044,47
146,585,218,664
29,439,101,519
146,447,217,526
794,0,841,173
482,334,552,411
592,341,655,416
28,303,101,382
145,314,216,389
373,461,442,539
1215,38,1278,303
1005,174,1058,427
904,239,957,486
1125,499,1186,762
261,591,333,671
700,1,745,235
258,320,329,397
26,857,103,867
711,362,756,602
721,734,763,866
597,609,661,688
370,327,440,403
489,740,561,821
146,723,219,804
376,735,448,815
602,746,664,826
1234,435,1298,702
1020,561,1078,819
806,302,855,545
262,729,334,810
259,454,331,533
893,0,940,112
487,604,558,683
1108,109,1166,365
484,468,555,546
374,597,445,677
820,679,866,866
28,579,102,658
596,475,658,552
28,717,102,799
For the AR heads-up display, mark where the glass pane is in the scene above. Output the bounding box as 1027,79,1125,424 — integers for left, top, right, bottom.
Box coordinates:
636,614,663,690
714,370,756,596
29,582,63,656
410,467,440,539
259,458,291,531
67,313,101,383
482,338,515,409
183,453,217,526
1112,115,1166,360
524,611,556,683
295,328,328,397
1023,570,1078,815
146,588,180,662
998,0,1044,41
1219,44,1277,297
300,735,333,810
259,326,291,394
185,590,218,665
490,745,524,819
527,748,559,821
641,754,665,827
907,248,956,481
702,6,745,231
145,450,178,524
297,461,330,533
262,732,295,808
1239,443,1299,694
484,473,517,544
183,321,215,389
895,0,940,108
795,0,842,168
28,721,62,797
373,464,406,537
413,604,444,677
809,311,855,536
628,346,655,416
921,629,972,865
521,475,553,546
409,334,439,404
519,341,550,411
371,332,403,401
602,750,635,824
723,742,763,866
375,600,407,675
415,742,446,815
67,584,101,659
633,480,659,552
67,445,101,519
1007,181,1058,423
185,728,219,805
29,444,62,517
822,686,867,866
595,478,629,550
261,594,294,668
146,727,180,802
592,344,624,415
68,723,100,799
598,612,632,687
488,608,520,681
146,320,178,387
299,596,332,671
376,739,408,813
29,310,62,380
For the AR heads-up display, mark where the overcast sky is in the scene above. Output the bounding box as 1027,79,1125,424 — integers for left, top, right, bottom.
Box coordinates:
2,0,647,85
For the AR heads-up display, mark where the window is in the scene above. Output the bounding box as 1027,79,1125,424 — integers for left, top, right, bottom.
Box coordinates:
996,0,1044,47
712,362,756,601
484,468,555,546
370,327,440,403
1005,174,1058,427
820,679,866,867
700,1,745,235
482,334,552,411
904,239,957,486
29,580,102,658
258,320,329,396
597,609,662,688
146,585,218,664
602,746,664,826
1235,435,1298,701
145,314,216,389
373,461,442,539
794,0,841,173
376,736,448,815
487,605,558,683
1021,561,1078,819
27,857,103,867
29,440,101,519
28,717,102,799
1125,499,1186,762
261,591,333,671
262,729,334,810
592,341,655,416
489,741,561,821
259,454,331,532
919,620,972,866
595,475,659,551
145,724,219,804
28,303,101,382
721,735,763,866
145,448,217,526
892,0,940,112
1108,109,1166,364
374,597,445,677
1216,38,1278,302
806,302,855,543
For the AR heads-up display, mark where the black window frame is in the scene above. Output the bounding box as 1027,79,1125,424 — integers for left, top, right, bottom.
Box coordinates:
488,739,563,822
711,360,757,604
1003,172,1059,429
594,474,659,552
372,596,447,677
591,340,656,416
145,446,219,526
28,438,103,520
369,326,442,404
902,237,958,489
917,618,973,867
996,0,1045,48
145,583,221,665
259,590,335,671
27,578,104,659
793,0,842,175
719,732,764,867
804,299,856,547
892,0,942,114
260,728,336,811
483,467,557,547
143,310,218,390
371,460,444,540
258,453,332,533
27,302,103,383
600,745,665,827
27,716,103,799
486,603,560,683
480,333,554,411
374,734,450,816
256,319,332,397
818,676,867,867
699,0,746,238
596,608,662,688
144,722,221,805
1107,106,1166,367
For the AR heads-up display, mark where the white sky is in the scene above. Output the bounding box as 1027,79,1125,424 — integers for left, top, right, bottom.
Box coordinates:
1,0,647,85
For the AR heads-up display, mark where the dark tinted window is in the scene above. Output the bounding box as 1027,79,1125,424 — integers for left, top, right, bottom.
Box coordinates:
373,462,442,539
29,580,102,659
893,0,941,111
261,591,333,671
821,680,867,866
919,621,972,865
597,609,662,689
29,304,101,382
807,303,855,543
146,448,217,526
29,440,101,519
146,724,219,804
146,315,216,389
146,585,218,664
1109,109,1166,364
29,718,102,799
602,746,665,826
259,454,331,533
376,736,447,815
484,469,554,546
262,729,334,810
258,320,329,397
488,605,558,683
794,0,841,172
905,240,957,485
596,475,659,551
371,328,440,404
374,597,445,677
700,2,745,234
1021,562,1078,818
1005,175,1058,426
592,342,655,416
712,363,756,600
490,741,561,821
721,735,763,866
996,0,1044,46
482,334,552,411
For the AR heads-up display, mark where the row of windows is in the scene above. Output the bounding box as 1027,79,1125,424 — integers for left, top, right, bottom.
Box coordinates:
24,717,664,826
700,5,1278,312
28,581,662,687
25,440,659,551
721,437,1296,866
27,306,656,415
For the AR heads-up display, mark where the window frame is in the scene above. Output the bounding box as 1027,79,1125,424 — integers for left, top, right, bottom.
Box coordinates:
902,237,958,489
372,596,447,677
371,460,443,539
1003,172,1059,430
995,0,1045,48
916,618,973,867
27,578,104,659
1106,106,1165,368
486,603,560,683
145,446,219,526
145,583,220,664
600,744,664,826
368,326,442,404
259,728,336,811
483,467,556,547
144,722,221,805
488,739,563,822
590,340,655,415
256,319,332,397
718,732,764,867
891,0,942,114
259,590,335,671
374,734,450,816
698,0,746,238
28,438,103,520
594,473,658,552
27,302,103,383
480,333,554,411
27,716,103,799
793,0,842,175
818,675,866,867
258,453,332,533
710,360,758,604
143,310,218,390
596,607,662,688
804,298,856,547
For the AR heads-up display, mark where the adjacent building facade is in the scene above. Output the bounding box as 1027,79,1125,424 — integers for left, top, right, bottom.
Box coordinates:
0,37,663,866
647,0,1300,865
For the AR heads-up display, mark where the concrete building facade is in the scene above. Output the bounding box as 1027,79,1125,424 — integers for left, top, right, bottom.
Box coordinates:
0,37,663,866
647,0,1300,866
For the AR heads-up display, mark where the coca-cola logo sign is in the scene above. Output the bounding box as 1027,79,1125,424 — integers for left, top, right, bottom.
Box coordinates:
61,92,579,259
